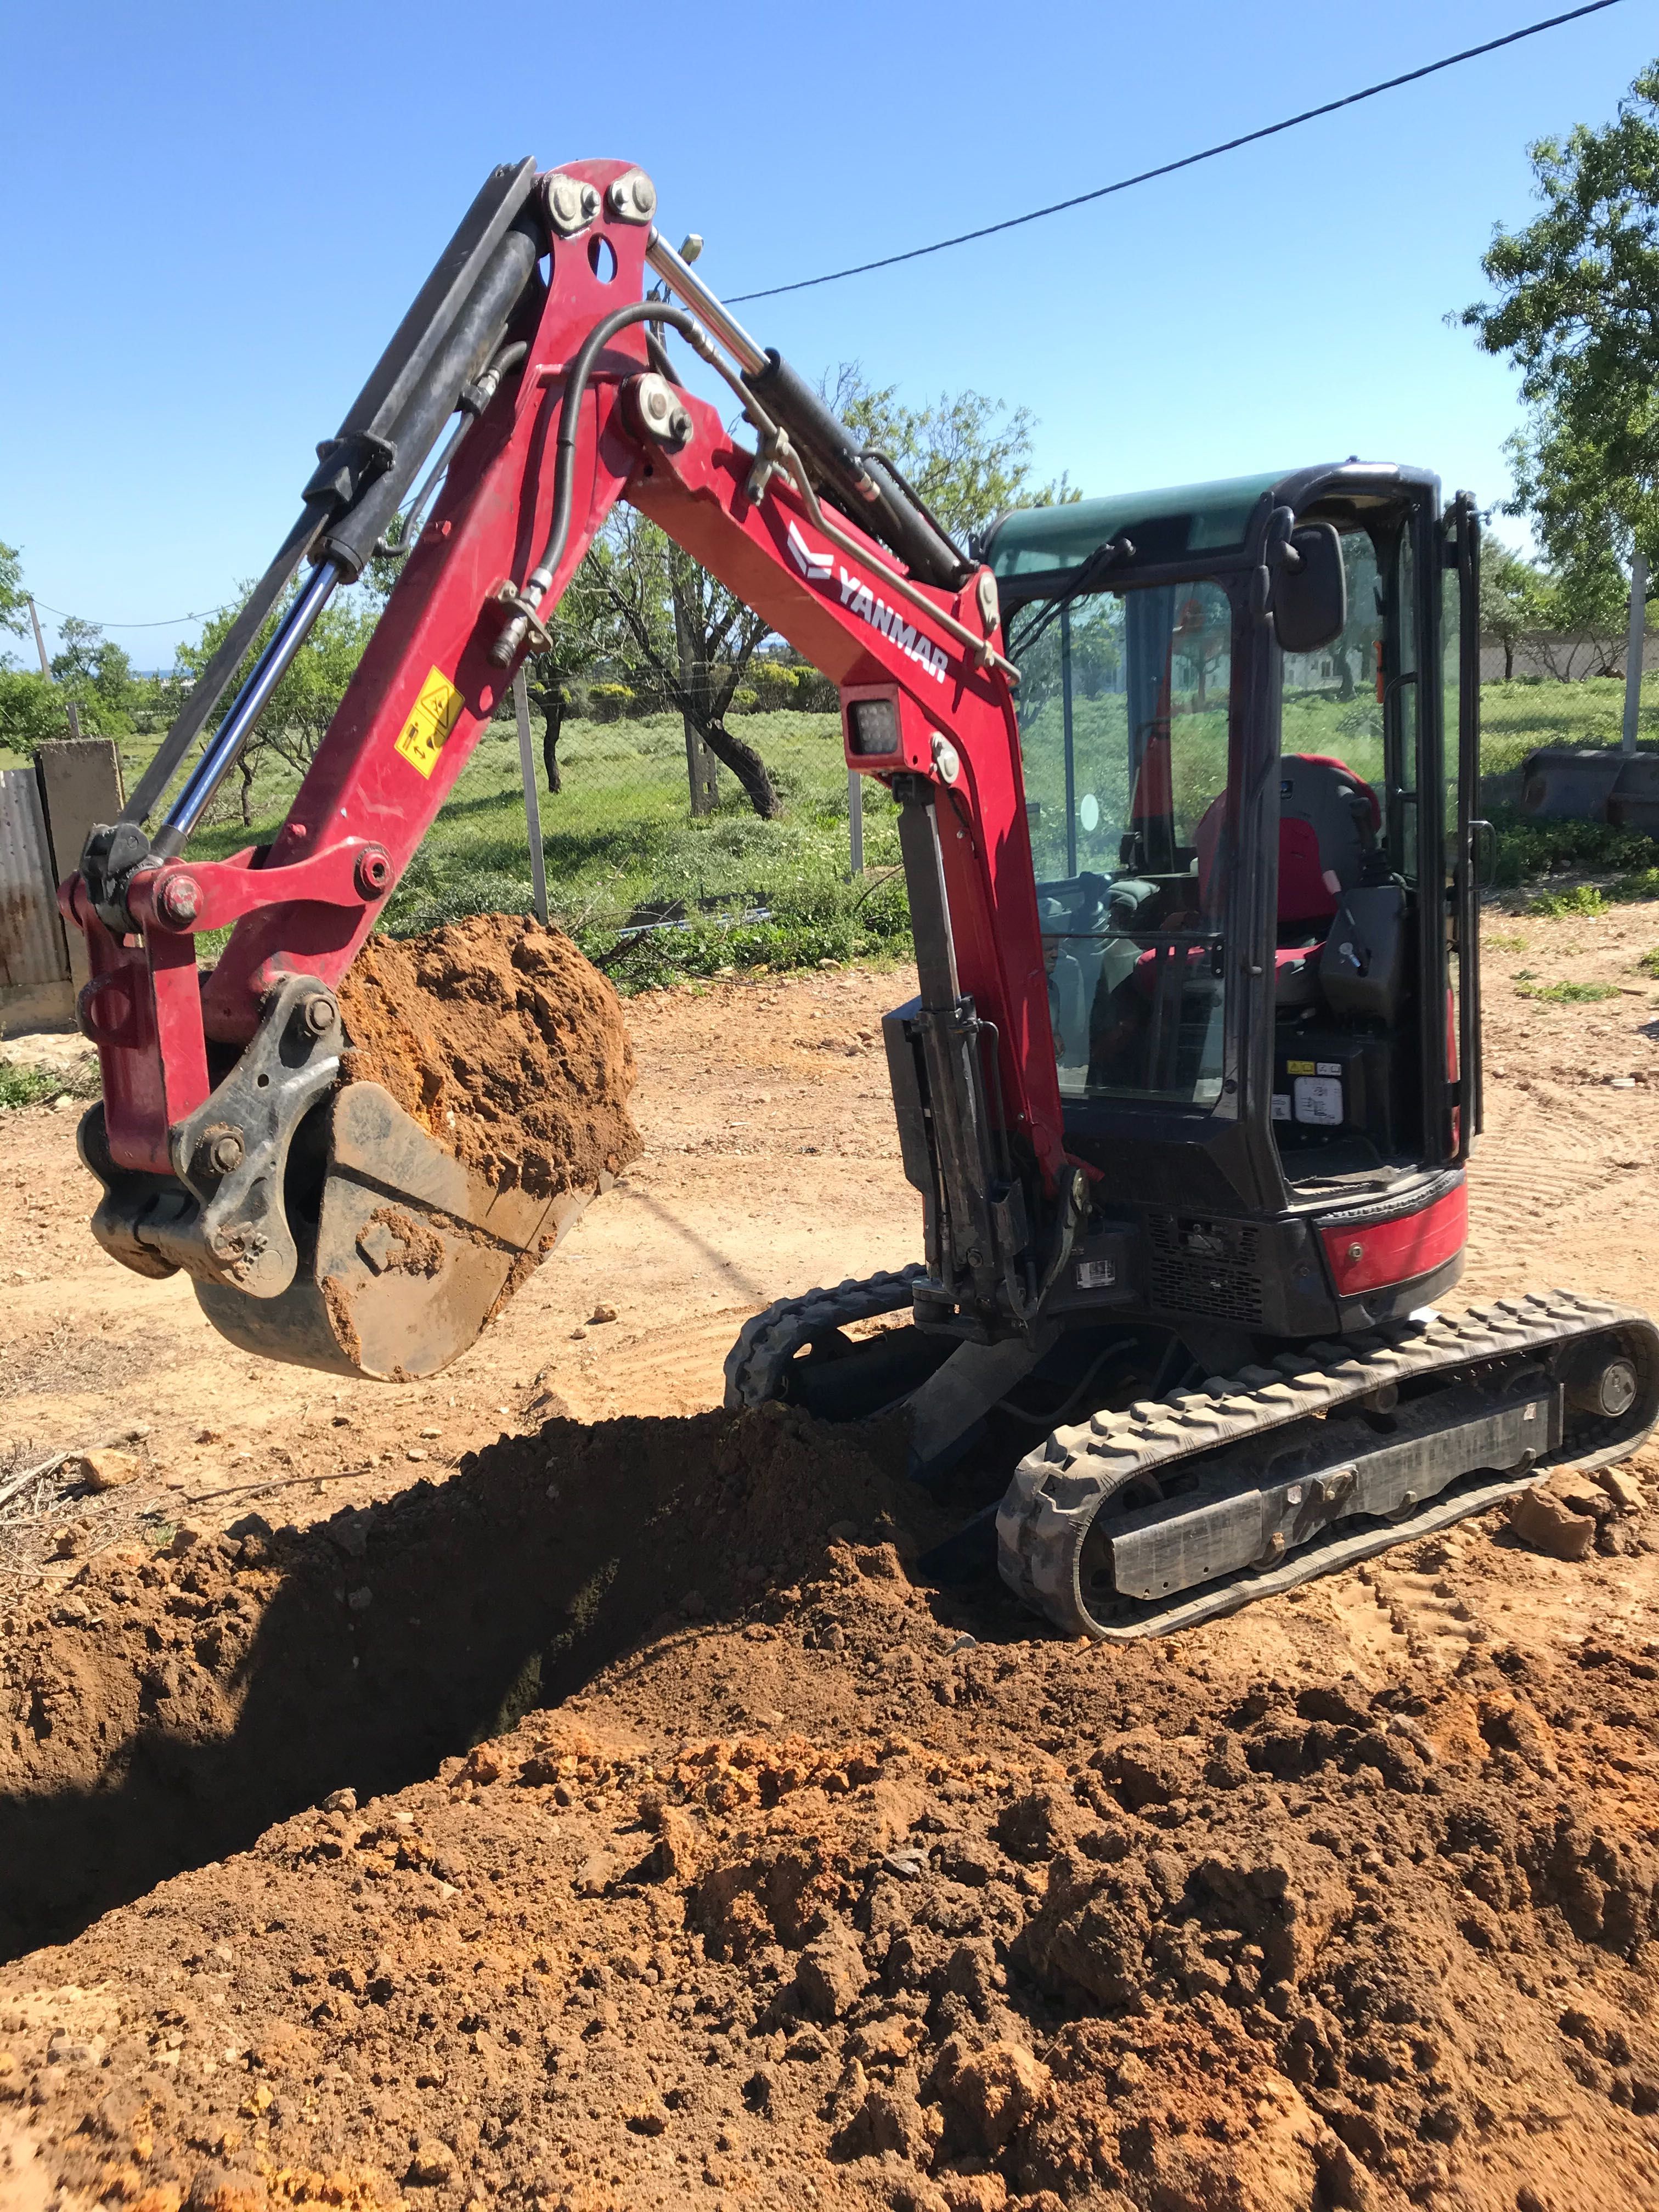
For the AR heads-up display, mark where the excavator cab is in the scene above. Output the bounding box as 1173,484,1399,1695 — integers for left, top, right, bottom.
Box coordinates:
988,465,1483,1339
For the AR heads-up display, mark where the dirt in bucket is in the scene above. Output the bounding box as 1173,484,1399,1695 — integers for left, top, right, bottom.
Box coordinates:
335,916,642,1201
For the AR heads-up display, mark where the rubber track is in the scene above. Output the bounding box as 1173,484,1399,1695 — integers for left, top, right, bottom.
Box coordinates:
723,1266,928,1410
997,1290,1659,1641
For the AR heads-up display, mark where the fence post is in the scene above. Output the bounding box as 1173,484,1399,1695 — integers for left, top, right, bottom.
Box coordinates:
684,725,718,816
1623,547,1649,756
848,769,864,876
512,667,549,926
670,584,719,816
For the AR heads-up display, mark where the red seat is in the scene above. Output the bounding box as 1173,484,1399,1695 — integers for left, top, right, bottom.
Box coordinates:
1132,755,1380,1009
1195,753,1379,932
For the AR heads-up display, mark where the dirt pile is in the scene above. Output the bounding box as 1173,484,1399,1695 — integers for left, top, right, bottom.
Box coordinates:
5,1416,1659,2210
0,1404,930,1959
336,917,641,1200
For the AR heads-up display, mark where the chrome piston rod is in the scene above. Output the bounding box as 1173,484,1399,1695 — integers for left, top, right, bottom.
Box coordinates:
155,558,342,855
644,231,766,376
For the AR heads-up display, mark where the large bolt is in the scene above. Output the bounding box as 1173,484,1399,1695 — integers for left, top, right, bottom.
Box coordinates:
631,374,693,448
545,173,599,235
354,847,392,898
156,873,201,928
300,991,336,1037
606,170,657,222
210,1131,244,1173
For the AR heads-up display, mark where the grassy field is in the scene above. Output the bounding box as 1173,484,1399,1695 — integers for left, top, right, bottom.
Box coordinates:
5,672,1658,987
72,707,912,986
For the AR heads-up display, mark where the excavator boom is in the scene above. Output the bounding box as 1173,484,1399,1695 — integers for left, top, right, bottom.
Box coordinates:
65,157,1067,1378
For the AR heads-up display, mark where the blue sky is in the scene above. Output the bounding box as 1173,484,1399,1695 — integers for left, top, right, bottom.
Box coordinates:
2,0,1652,668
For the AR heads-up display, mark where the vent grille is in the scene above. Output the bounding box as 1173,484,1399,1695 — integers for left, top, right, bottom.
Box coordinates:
1147,1214,1265,1324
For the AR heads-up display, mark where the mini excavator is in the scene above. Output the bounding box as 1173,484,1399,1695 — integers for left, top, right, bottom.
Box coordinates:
63,157,1659,1639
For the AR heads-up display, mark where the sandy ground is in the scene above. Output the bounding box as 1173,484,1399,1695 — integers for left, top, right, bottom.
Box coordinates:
5,910,1659,2211
0,964,921,1578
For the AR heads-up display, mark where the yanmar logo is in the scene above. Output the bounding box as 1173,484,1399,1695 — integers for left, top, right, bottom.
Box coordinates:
786,519,833,582
785,520,951,686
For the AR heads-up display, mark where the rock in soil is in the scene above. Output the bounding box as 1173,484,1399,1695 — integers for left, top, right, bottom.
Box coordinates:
60,1447,140,1491
335,914,642,1200
4,1412,1659,2212
1509,1482,1599,1561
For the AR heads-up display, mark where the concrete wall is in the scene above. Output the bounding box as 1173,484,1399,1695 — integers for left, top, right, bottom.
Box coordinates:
1480,630,1659,685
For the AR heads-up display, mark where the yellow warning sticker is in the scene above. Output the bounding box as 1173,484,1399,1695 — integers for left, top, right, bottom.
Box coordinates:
394,666,467,778
1286,1058,1316,1076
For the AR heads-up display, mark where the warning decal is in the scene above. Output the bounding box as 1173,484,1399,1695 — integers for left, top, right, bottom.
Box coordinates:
394,666,467,778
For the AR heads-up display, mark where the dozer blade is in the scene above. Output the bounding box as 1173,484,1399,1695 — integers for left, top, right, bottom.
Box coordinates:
195,1080,608,1379
998,1292,1659,1641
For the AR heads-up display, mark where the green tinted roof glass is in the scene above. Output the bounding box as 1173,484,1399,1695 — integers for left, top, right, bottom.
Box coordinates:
988,471,1283,579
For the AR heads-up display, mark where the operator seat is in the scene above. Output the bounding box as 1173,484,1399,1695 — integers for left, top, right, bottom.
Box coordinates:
1089,754,1381,1093
1194,753,1380,1005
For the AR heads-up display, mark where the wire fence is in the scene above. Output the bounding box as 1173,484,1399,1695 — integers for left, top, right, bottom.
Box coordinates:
129,699,911,981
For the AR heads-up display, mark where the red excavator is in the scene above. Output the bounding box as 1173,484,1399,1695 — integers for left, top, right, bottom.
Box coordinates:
63,157,1659,1638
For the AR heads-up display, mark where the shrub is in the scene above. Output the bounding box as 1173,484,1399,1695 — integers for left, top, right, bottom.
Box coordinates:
1526,884,1607,917
0,1056,99,1109
1514,979,1620,1003
1489,808,1659,889
586,683,636,724
0,1062,57,1109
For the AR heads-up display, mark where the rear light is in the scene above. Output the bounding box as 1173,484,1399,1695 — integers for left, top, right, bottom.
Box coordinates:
1321,1179,1466,1297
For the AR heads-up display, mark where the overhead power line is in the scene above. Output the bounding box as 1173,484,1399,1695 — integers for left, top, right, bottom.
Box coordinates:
32,599,234,630
727,0,1628,304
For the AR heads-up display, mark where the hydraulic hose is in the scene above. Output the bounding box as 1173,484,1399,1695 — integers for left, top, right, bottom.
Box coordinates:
488,301,718,667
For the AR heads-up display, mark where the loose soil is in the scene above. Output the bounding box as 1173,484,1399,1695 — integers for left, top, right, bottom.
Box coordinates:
5,911,1659,2210
335,918,642,1202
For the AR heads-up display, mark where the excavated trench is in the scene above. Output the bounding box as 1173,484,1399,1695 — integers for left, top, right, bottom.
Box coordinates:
0,1402,942,1961
11,1406,1659,2210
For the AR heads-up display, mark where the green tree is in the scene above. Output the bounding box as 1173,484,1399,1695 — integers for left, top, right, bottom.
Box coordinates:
49,614,102,686
574,370,1080,820
1460,59,1659,624
0,670,76,755
520,560,624,796
1480,537,1549,680
49,616,137,725
829,369,1077,544
0,541,27,663
592,506,782,817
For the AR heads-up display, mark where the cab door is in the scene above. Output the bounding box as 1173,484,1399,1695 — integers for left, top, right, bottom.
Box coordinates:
1442,492,1483,1158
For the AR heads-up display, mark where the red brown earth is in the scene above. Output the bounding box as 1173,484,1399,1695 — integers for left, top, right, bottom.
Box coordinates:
4,905,1659,2210
335,917,642,1203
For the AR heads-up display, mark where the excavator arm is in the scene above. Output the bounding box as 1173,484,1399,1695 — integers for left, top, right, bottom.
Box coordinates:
63,156,1073,1379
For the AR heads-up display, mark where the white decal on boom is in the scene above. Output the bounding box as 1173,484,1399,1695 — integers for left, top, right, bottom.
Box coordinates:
786,518,834,582
836,566,950,684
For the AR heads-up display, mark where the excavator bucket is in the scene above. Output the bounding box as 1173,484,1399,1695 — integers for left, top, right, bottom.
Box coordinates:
192,1080,609,1379
77,918,636,1383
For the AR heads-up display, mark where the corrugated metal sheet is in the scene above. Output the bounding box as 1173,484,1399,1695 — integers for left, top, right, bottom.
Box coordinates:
0,768,70,990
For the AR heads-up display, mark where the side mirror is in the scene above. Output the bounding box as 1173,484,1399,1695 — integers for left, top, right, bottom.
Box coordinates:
1274,522,1346,654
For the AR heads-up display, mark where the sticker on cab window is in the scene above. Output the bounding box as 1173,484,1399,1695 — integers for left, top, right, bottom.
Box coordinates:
1294,1075,1343,1126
